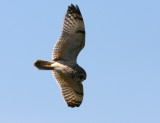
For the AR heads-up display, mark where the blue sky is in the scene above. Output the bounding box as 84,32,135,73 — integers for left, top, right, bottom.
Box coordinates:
0,0,160,123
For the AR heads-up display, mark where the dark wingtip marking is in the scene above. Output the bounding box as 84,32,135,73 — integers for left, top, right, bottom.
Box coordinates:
76,5,80,13
71,4,76,10
67,102,81,108
67,4,83,21
67,4,81,15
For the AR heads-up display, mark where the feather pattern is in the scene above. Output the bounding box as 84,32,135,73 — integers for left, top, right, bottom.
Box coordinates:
53,4,85,62
52,70,83,107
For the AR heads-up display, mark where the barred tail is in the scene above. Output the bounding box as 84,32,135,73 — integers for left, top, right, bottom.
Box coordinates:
34,59,54,70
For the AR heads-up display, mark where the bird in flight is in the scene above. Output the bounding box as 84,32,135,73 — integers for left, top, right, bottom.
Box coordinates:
34,4,86,108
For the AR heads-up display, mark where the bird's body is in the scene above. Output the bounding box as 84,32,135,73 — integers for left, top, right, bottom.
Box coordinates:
34,4,86,108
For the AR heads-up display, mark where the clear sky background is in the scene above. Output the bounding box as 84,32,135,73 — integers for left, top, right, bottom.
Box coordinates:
0,0,160,123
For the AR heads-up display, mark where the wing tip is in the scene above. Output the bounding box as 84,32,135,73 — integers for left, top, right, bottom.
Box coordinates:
66,97,83,108
67,4,81,15
67,101,82,108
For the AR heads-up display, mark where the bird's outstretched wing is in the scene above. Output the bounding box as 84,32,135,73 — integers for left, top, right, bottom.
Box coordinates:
53,4,85,62
52,71,83,107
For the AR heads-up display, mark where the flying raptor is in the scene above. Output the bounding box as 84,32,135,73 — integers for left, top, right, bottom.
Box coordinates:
34,4,86,108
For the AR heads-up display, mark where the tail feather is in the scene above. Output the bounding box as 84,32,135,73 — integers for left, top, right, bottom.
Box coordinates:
34,59,54,70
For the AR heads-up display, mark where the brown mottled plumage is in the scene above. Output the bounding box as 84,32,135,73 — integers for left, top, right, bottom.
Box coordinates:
34,4,86,108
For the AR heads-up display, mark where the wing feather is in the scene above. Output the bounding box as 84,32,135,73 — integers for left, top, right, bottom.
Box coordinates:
52,70,83,107
53,4,85,62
